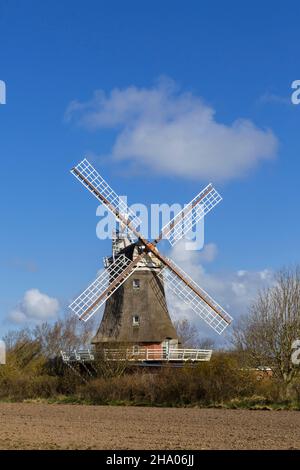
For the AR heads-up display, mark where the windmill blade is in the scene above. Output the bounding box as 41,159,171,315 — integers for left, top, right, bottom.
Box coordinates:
157,257,232,334
71,159,142,238
156,184,222,246
69,254,142,321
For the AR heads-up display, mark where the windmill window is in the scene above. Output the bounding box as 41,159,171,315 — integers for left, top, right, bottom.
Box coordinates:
133,279,140,289
132,315,140,326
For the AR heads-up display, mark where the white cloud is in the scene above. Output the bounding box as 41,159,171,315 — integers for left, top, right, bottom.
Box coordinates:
66,78,278,182
8,289,60,324
165,242,275,341
197,242,218,263
9,309,27,324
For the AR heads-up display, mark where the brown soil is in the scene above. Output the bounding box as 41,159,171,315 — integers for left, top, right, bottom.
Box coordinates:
0,403,299,450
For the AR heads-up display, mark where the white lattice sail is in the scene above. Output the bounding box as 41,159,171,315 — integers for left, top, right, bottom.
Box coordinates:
71,158,142,235
69,254,138,321
158,258,232,334
160,184,222,246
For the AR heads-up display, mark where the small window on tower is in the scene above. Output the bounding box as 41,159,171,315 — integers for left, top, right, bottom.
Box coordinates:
133,345,139,354
133,279,140,289
132,315,140,326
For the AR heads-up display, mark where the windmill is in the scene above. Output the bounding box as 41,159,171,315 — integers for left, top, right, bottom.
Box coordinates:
68,159,232,362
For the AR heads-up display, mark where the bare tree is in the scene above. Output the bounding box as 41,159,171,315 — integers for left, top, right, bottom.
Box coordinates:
197,337,215,350
232,266,300,384
3,314,96,361
33,314,96,358
174,317,215,349
174,318,199,347
3,328,32,352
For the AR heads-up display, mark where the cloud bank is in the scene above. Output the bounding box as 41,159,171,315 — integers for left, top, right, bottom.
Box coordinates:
66,78,278,182
9,289,60,324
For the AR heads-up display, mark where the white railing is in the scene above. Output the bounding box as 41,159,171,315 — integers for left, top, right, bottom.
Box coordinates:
103,348,212,362
61,349,95,362
61,347,212,363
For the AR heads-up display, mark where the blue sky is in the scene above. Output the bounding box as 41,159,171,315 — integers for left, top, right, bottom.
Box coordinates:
0,1,300,338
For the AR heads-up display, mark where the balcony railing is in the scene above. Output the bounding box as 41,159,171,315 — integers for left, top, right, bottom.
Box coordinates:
61,347,212,363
